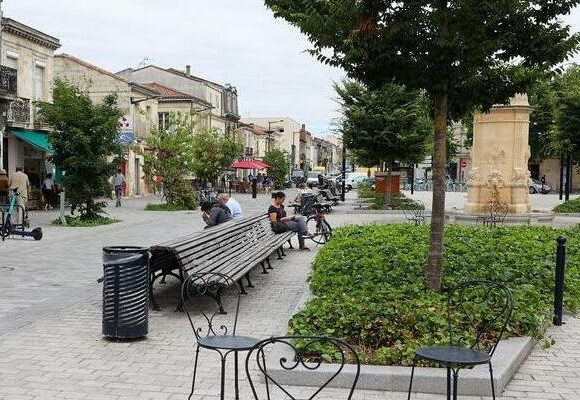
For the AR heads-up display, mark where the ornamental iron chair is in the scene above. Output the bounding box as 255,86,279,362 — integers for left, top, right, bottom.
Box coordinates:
403,201,426,225
407,280,513,400
245,335,360,400
181,272,260,400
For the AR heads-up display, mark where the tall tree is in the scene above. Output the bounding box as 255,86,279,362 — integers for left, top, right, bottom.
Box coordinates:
265,0,580,289
335,80,431,167
38,79,122,219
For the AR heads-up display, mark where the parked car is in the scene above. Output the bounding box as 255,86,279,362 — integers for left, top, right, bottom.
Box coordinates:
529,179,551,194
345,173,369,190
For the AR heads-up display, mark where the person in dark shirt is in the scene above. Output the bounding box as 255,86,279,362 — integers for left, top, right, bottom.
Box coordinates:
201,201,232,228
268,191,312,251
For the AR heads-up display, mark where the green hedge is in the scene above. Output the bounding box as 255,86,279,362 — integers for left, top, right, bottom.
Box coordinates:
554,197,580,213
289,224,580,365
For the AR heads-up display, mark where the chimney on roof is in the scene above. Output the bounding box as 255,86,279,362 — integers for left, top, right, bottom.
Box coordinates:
301,124,306,131
186,65,191,77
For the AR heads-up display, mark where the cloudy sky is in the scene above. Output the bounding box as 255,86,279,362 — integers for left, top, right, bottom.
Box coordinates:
4,1,580,137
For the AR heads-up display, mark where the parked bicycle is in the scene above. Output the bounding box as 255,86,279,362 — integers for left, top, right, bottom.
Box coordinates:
306,203,332,244
198,189,219,204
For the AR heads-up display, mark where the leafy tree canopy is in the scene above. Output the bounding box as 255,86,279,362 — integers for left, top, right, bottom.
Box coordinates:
263,149,290,188
142,112,196,205
191,128,243,185
38,79,123,218
266,0,580,118
335,80,432,167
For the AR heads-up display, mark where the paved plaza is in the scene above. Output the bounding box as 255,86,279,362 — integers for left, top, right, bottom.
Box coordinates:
0,191,579,399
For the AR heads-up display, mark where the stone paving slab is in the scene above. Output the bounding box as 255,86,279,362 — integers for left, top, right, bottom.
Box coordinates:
0,192,578,399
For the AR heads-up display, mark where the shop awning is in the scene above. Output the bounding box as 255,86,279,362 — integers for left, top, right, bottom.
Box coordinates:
9,129,52,153
231,160,270,169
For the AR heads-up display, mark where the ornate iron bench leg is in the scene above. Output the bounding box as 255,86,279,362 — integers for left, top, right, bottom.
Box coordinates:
238,279,247,295
245,273,254,288
260,261,268,274
276,249,283,260
149,272,162,311
287,239,294,250
266,257,273,270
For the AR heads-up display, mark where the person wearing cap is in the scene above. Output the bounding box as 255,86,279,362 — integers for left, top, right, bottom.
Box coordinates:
217,193,243,219
0,169,8,204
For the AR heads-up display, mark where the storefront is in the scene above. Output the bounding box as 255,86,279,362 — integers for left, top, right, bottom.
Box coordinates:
4,128,53,189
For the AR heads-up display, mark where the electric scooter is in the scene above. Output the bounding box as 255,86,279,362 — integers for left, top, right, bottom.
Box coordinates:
0,187,42,241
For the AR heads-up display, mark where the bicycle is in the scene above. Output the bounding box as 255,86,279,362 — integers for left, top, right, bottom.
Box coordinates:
306,203,332,244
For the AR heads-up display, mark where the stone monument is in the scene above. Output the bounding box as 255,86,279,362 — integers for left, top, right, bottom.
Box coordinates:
465,94,532,214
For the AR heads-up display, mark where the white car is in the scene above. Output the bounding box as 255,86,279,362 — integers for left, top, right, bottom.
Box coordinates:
306,172,322,187
345,173,369,190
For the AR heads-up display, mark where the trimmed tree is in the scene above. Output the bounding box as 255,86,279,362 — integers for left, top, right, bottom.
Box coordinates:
263,149,290,188
142,112,197,208
38,79,122,220
335,80,432,167
190,128,243,186
265,0,580,290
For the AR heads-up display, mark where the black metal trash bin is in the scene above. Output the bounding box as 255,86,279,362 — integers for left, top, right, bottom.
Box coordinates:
102,246,149,339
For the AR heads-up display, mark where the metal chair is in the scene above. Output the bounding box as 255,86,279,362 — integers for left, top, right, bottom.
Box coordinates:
181,272,261,400
245,335,360,399
407,280,513,400
403,201,426,225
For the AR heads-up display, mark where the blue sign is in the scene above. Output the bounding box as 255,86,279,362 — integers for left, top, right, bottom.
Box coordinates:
119,130,134,144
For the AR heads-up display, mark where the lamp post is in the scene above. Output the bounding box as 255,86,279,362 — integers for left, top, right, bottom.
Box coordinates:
266,120,283,153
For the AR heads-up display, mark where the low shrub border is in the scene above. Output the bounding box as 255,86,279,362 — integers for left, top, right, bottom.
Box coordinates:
52,215,119,227
289,223,580,366
553,197,580,213
145,203,191,211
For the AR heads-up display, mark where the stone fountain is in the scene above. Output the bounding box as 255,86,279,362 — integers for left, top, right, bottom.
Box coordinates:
448,94,554,225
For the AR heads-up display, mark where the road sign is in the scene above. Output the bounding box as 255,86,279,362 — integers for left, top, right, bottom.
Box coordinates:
460,160,468,168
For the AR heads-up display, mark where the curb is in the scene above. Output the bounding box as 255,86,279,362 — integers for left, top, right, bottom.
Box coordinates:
284,292,534,395
268,336,535,395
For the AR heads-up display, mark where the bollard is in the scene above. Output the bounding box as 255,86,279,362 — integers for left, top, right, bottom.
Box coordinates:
553,236,567,326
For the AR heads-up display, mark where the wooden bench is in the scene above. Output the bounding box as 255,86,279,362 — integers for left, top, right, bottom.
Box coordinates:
148,214,295,310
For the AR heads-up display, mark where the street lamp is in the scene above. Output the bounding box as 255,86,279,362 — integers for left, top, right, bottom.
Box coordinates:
266,120,284,153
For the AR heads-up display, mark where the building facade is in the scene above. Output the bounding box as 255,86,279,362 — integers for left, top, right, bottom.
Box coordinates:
117,65,240,134
1,18,60,191
53,54,159,196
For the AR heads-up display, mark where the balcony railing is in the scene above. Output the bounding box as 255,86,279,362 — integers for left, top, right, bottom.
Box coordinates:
0,66,17,95
6,97,31,125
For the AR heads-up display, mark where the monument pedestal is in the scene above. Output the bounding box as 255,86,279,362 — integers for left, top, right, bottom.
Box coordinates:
465,94,531,214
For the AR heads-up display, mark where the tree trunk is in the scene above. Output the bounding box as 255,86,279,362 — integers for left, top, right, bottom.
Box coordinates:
426,92,448,291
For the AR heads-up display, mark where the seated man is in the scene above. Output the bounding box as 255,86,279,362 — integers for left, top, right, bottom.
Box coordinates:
217,193,243,219
200,201,232,228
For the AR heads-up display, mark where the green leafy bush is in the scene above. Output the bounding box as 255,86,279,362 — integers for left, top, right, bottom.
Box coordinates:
52,215,119,227
145,203,190,211
173,182,198,210
554,197,580,213
289,224,580,365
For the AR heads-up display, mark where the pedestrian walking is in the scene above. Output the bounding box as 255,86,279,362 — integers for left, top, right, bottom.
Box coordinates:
41,173,55,210
0,169,8,204
112,168,126,207
8,166,31,225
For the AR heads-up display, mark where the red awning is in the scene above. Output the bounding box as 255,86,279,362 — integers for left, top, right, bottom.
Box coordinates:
231,160,269,169
253,160,271,169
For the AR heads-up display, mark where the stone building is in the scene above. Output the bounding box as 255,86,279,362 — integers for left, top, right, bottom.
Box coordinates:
117,65,240,134
1,18,60,190
53,54,159,197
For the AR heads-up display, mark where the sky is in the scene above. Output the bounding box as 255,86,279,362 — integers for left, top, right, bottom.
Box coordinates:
4,1,580,138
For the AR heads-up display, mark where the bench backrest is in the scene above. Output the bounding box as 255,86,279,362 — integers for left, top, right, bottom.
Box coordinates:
149,214,284,274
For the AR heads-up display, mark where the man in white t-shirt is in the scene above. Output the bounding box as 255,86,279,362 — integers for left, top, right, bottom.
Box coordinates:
218,193,243,219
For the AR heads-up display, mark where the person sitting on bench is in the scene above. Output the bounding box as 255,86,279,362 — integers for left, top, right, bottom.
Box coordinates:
201,201,232,228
